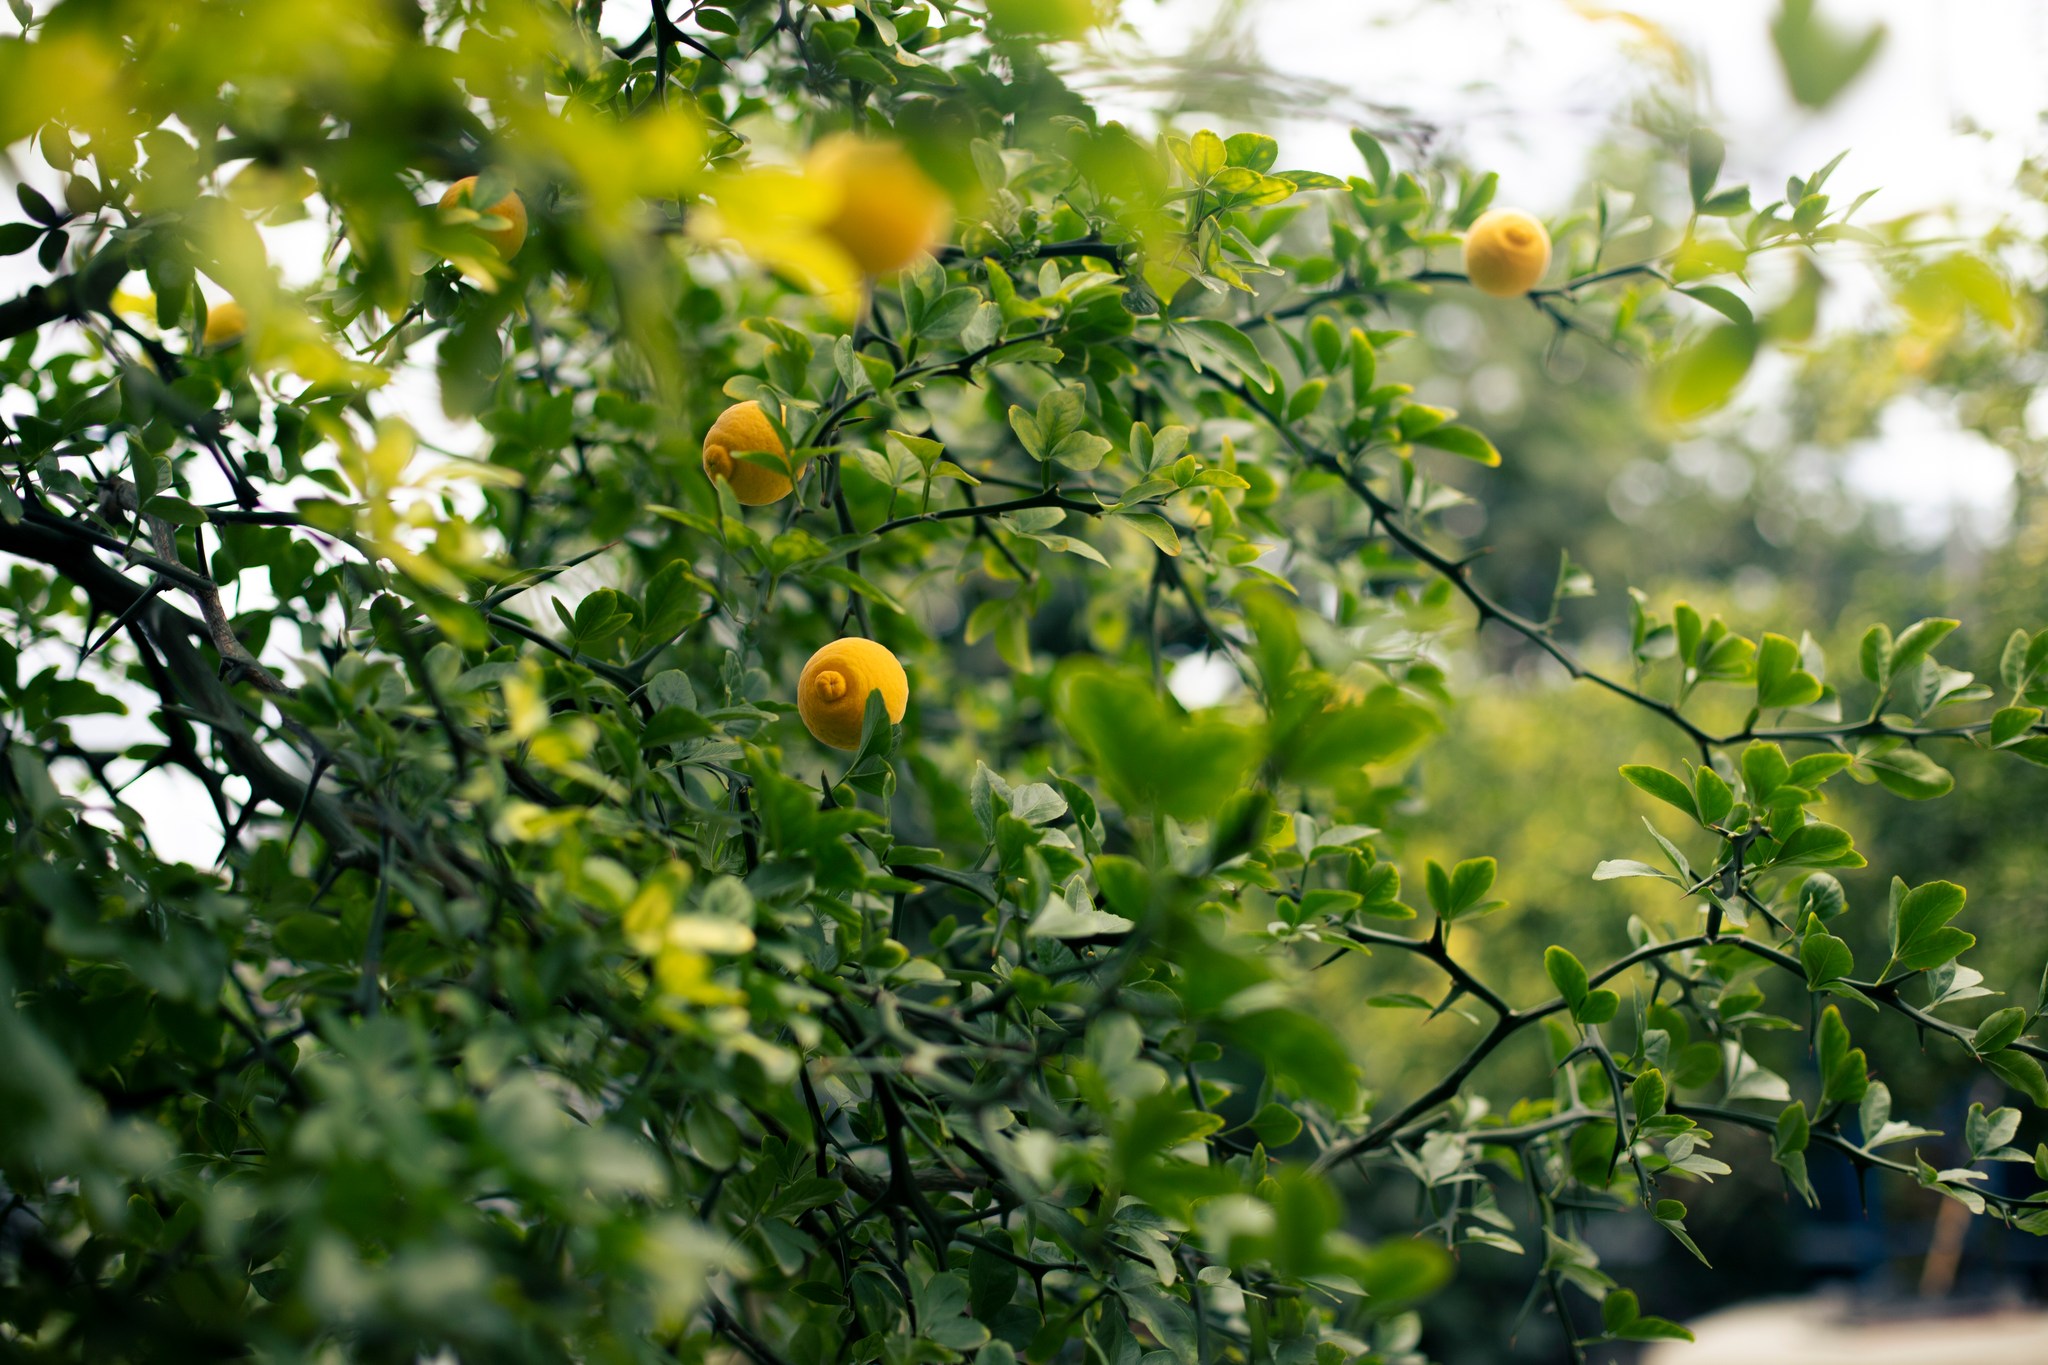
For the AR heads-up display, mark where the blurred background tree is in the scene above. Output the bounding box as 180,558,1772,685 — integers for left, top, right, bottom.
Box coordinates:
1072,2,2048,1355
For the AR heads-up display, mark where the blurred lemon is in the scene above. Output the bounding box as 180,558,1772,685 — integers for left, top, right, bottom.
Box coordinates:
202,299,247,348
1462,208,1551,297
805,134,952,277
798,637,909,750
439,176,529,259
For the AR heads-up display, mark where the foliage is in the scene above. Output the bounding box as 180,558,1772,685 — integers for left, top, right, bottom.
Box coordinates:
2,3,2045,1364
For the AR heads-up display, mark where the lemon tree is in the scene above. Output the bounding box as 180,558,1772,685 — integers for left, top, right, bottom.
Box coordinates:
2,2,2045,1363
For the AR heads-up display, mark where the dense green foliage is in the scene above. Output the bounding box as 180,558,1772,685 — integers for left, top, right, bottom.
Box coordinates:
3,2,2047,1363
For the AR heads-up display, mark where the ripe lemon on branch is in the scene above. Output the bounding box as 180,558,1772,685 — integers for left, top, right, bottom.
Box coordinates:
804,134,953,277
1462,208,1551,296
798,637,908,750
438,176,529,259
702,400,798,506
202,299,246,348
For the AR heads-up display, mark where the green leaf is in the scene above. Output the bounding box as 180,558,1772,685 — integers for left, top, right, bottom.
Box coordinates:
642,706,714,747
1395,403,1451,440
1984,1049,2048,1107
918,287,982,339
1224,132,1278,172
1054,665,1260,822
1693,766,1733,826
1453,169,1498,227
1800,925,1854,988
1602,1288,1641,1336
641,560,704,643
1887,880,1974,976
1179,319,1271,387
1999,629,2032,692
1545,945,1589,1010
1349,329,1377,402
1306,315,1343,372
1426,856,1500,922
1773,822,1862,868
1741,741,1791,799
1412,424,1500,466
1577,989,1620,1026
1035,389,1084,451
1620,764,1698,821
1007,405,1043,458
1349,129,1392,188
1279,688,1437,786
1799,873,1847,922
1613,1309,1695,1342
0,222,42,256
1653,1199,1711,1266
969,1246,1020,1321
1028,896,1133,939
1181,129,1227,178
1207,789,1272,869
1680,285,1754,326
1274,169,1344,194
1447,856,1496,912
1817,1006,1868,1106
1631,1069,1667,1126
17,182,60,224
1228,1009,1357,1114
1351,1238,1451,1305
1972,1007,2027,1057
1755,631,1823,709
1964,1102,2022,1162
1886,617,1959,679
1772,1100,1809,1159
1246,1101,1303,1147
1698,186,1752,217
1285,378,1328,422
1050,430,1111,471
846,688,896,770
1655,323,1757,421
1785,752,1853,789
1772,0,1886,109
1991,706,2040,748
1860,623,1893,683
1592,859,1672,882
1687,127,1725,206
1114,511,1181,556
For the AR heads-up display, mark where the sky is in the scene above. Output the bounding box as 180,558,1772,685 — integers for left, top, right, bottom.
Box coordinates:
7,0,2048,857
1109,0,2048,228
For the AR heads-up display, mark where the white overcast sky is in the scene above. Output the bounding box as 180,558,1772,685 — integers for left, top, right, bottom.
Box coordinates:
1114,0,2048,225
9,0,2048,857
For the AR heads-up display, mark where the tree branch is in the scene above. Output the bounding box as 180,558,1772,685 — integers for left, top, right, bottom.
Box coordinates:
1310,925,2048,1173
1155,343,2046,754
0,516,373,865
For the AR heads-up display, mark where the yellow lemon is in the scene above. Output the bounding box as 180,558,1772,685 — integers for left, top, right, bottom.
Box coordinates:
1462,208,1551,297
202,299,246,348
798,637,908,750
439,176,529,259
702,400,797,506
804,134,953,277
